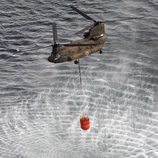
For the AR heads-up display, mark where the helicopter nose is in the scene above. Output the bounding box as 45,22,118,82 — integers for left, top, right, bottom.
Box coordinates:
48,54,60,63
48,55,54,62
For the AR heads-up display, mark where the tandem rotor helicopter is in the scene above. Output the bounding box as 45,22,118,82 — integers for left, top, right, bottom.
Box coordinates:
2,5,142,85
48,5,106,65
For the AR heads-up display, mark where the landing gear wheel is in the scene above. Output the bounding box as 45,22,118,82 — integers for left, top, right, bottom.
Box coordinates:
100,50,102,54
74,59,79,64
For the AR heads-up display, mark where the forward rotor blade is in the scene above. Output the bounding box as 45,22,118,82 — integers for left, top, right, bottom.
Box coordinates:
62,43,97,47
70,6,96,22
52,23,58,45
20,45,52,52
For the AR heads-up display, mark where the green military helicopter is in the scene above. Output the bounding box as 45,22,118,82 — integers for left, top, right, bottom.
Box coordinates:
48,6,106,65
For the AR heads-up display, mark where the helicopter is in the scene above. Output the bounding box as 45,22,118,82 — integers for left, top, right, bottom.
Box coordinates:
48,6,106,65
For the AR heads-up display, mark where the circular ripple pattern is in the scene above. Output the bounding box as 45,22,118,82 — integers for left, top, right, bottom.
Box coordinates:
0,0,158,158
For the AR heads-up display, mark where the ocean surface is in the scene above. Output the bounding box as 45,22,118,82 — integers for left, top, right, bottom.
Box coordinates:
0,0,158,158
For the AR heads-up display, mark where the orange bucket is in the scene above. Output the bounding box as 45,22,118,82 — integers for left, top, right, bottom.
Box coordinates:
80,116,90,130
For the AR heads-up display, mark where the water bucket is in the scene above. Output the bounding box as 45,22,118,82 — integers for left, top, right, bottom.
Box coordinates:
80,116,90,130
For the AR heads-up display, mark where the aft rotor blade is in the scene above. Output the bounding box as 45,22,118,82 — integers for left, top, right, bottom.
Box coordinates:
52,23,58,45
71,6,96,22
104,16,144,23
75,24,93,35
62,43,97,47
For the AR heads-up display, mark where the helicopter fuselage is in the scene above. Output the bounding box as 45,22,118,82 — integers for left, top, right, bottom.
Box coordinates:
48,22,106,63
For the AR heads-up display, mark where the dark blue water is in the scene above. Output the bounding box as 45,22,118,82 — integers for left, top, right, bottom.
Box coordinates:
0,0,158,158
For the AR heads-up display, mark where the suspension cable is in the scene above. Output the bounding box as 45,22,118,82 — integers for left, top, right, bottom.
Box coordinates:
78,59,82,87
